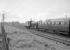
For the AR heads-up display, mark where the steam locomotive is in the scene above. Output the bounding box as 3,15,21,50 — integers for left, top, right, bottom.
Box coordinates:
25,18,70,37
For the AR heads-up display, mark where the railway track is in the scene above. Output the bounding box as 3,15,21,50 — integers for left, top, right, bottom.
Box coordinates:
27,28,70,46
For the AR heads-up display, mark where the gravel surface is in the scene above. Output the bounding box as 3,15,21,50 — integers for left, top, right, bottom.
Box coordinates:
7,32,70,50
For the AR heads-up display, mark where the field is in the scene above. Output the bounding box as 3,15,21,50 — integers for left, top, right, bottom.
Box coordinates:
0,23,70,50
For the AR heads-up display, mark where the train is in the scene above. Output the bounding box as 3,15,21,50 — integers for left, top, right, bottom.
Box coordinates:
25,18,70,37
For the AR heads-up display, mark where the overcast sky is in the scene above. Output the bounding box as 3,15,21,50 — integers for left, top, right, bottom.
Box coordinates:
0,0,70,23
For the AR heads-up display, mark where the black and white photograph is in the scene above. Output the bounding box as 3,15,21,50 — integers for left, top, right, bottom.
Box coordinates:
0,0,70,50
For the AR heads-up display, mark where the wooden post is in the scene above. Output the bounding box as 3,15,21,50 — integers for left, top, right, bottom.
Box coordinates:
1,13,9,50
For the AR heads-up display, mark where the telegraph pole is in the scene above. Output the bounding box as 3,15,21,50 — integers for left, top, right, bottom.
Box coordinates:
1,12,9,50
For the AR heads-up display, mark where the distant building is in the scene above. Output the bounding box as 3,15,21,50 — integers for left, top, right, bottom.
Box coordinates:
11,21,19,24
44,17,70,25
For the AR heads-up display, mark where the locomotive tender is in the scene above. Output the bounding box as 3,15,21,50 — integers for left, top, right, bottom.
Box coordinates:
26,18,70,37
